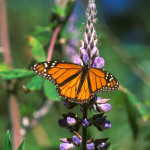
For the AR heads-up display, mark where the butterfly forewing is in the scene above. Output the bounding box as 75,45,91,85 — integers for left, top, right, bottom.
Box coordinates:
31,61,82,85
31,61,84,102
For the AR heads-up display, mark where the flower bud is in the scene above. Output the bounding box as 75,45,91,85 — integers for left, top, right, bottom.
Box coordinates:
83,53,90,63
80,47,86,56
58,119,67,127
97,142,105,149
87,45,92,53
82,118,89,127
94,116,111,130
91,47,98,58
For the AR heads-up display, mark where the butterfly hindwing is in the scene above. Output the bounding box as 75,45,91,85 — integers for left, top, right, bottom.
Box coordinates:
74,68,119,103
57,72,82,102
88,68,119,93
76,74,91,103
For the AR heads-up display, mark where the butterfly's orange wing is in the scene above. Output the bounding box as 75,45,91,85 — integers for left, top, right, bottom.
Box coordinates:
31,61,83,102
75,68,119,103
31,61,119,104
76,74,91,103
88,68,119,92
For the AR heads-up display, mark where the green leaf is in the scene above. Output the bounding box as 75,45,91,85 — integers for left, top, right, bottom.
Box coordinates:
52,0,75,18
44,80,61,101
2,131,13,150
121,89,150,121
0,69,34,80
126,91,149,120
28,36,46,62
52,5,66,17
0,64,9,72
26,75,44,90
17,141,24,150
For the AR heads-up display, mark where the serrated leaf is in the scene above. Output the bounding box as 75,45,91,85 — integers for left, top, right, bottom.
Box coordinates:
17,141,24,150
0,69,34,80
28,36,46,62
26,75,44,90
44,79,61,101
2,131,13,150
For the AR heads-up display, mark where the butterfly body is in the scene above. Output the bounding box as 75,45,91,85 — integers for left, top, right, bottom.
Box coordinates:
31,61,119,104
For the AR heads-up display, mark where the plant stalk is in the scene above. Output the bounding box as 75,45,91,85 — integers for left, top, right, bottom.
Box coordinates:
0,0,22,149
82,103,87,150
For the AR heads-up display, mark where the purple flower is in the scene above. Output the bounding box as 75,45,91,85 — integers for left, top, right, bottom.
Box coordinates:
97,103,111,113
67,117,76,126
86,142,95,150
60,132,82,149
94,138,111,150
72,135,82,146
66,46,76,56
60,138,70,143
96,97,110,104
60,143,75,150
97,142,105,149
73,55,82,65
92,57,104,68
58,113,80,132
68,14,77,33
69,14,77,23
102,120,111,129
83,53,90,63
94,97,111,113
82,118,89,127
94,116,111,130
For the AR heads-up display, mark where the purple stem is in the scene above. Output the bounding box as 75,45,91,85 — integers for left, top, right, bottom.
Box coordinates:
0,0,12,66
47,26,61,61
0,0,22,149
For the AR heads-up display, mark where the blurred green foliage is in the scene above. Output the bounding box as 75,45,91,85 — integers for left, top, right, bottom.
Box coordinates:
2,131,24,150
0,0,150,150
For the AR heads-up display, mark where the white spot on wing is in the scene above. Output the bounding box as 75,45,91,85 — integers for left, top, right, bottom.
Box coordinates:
44,63,48,67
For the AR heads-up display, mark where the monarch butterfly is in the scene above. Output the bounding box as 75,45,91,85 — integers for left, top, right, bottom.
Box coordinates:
31,61,119,104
